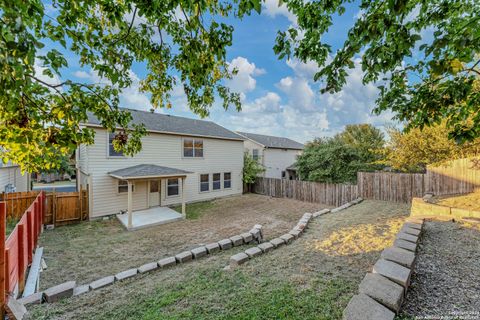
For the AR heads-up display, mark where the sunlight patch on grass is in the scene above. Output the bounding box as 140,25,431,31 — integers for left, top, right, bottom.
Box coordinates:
307,217,404,256
435,192,480,212
173,200,215,220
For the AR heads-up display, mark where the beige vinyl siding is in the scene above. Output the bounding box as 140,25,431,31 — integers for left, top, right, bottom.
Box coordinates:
263,148,301,179
0,166,29,192
86,128,244,217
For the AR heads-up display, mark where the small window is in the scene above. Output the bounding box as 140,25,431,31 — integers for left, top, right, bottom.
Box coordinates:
224,172,231,189
200,174,209,192
150,180,159,193
252,149,259,161
183,138,203,157
118,180,134,193
281,171,286,178
108,133,124,157
167,178,179,196
213,173,221,190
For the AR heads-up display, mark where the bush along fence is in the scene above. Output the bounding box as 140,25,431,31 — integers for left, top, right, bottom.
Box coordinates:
254,157,480,204
343,217,425,320
0,186,88,226
0,191,45,317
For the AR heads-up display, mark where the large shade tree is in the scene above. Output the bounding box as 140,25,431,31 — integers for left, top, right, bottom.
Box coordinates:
274,0,480,143
0,0,261,172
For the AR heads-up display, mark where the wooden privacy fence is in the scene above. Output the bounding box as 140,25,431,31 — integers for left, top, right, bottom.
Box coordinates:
0,186,89,225
254,177,358,206
1,192,45,312
254,158,480,204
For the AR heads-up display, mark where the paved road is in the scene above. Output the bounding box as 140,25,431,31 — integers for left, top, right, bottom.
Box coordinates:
33,185,77,192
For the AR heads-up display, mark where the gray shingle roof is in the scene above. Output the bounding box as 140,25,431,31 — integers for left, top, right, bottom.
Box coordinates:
108,164,192,179
86,108,244,141
237,132,304,150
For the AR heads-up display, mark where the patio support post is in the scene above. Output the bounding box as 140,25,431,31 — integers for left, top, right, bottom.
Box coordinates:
181,177,186,217
127,180,133,228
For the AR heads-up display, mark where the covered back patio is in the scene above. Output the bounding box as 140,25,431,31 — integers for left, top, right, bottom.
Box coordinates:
108,164,192,231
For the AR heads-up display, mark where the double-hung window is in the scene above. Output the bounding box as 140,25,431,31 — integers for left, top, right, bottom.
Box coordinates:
108,133,124,157
212,173,221,190
200,174,209,192
252,149,259,161
223,172,231,189
167,178,179,196
183,138,203,157
118,181,134,193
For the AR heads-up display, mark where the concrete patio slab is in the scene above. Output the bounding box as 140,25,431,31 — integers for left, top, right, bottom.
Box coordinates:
116,206,184,231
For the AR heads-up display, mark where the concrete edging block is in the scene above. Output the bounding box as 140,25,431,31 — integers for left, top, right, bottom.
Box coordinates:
381,247,416,269
359,273,404,312
44,280,76,303
115,268,138,281
89,276,114,291
372,259,411,289
343,294,395,320
175,251,193,263
191,246,207,259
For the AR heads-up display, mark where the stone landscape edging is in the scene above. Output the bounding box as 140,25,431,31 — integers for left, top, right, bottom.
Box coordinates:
342,216,425,320
228,197,365,268
18,224,265,308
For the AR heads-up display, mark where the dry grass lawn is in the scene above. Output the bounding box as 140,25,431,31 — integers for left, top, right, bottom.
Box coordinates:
433,192,480,211
29,199,410,320
38,194,325,289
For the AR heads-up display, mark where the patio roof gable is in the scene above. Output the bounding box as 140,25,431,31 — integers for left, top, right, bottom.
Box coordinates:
108,164,192,180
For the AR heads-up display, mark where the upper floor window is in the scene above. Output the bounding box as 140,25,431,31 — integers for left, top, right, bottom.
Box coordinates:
213,173,221,190
252,149,259,161
224,172,231,189
108,133,124,157
183,138,203,158
167,178,179,196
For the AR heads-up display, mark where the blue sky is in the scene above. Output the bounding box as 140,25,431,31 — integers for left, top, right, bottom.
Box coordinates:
42,0,399,143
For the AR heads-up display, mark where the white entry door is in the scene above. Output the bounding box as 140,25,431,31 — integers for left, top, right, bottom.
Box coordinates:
149,180,160,207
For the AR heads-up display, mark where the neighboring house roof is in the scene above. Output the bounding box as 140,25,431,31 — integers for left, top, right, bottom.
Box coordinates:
108,164,192,180
286,163,297,171
86,108,244,141
236,132,304,150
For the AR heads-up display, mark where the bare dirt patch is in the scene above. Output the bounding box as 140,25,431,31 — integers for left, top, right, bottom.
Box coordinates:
399,220,480,319
29,199,410,320
38,194,325,289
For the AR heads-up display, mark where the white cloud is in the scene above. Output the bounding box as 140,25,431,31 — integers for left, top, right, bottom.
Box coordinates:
226,56,265,99
277,76,315,111
242,92,282,114
263,0,297,24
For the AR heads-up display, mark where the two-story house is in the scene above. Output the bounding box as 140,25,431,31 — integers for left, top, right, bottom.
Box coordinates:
237,132,304,180
77,108,244,230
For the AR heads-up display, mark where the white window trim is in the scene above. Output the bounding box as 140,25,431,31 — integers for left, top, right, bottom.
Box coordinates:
182,137,204,159
117,180,135,194
199,173,210,193
166,178,180,198
107,132,126,158
223,172,232,189
212,173,222,192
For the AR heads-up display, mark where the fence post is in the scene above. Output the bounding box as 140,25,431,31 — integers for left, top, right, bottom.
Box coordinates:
17,224,25,293
0,202,6,316
26,210,33,263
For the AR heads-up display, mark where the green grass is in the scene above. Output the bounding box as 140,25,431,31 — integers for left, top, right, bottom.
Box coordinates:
6,217,19,236
57,268,354,320
173,200,214,220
